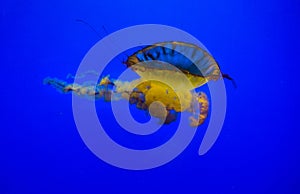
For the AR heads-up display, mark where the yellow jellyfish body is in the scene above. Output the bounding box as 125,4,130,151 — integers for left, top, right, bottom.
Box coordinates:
131,80,192,112
122,41,223,124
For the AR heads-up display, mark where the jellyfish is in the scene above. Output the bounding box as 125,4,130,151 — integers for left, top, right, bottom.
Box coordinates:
44,41,234,126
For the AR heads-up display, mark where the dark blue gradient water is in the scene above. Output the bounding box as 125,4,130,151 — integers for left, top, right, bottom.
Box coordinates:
1,0,300,193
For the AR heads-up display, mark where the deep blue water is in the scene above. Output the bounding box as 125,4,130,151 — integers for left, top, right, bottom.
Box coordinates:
1,0,300,193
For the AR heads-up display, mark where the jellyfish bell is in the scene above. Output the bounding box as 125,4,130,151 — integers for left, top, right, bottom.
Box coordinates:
125,41,222,89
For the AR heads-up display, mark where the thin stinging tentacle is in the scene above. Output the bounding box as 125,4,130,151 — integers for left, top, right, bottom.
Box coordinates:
189,92,209,127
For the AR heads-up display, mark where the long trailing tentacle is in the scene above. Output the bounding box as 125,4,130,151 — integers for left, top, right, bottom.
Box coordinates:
43,76,114,101
43,77,68,92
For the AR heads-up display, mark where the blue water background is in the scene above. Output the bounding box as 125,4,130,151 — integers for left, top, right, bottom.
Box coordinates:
1,0,300,193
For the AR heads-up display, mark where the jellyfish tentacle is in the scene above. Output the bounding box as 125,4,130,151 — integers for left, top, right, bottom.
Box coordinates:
43,76,115,101
189,92,209,127
43,77,69,93
222,73,237,88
